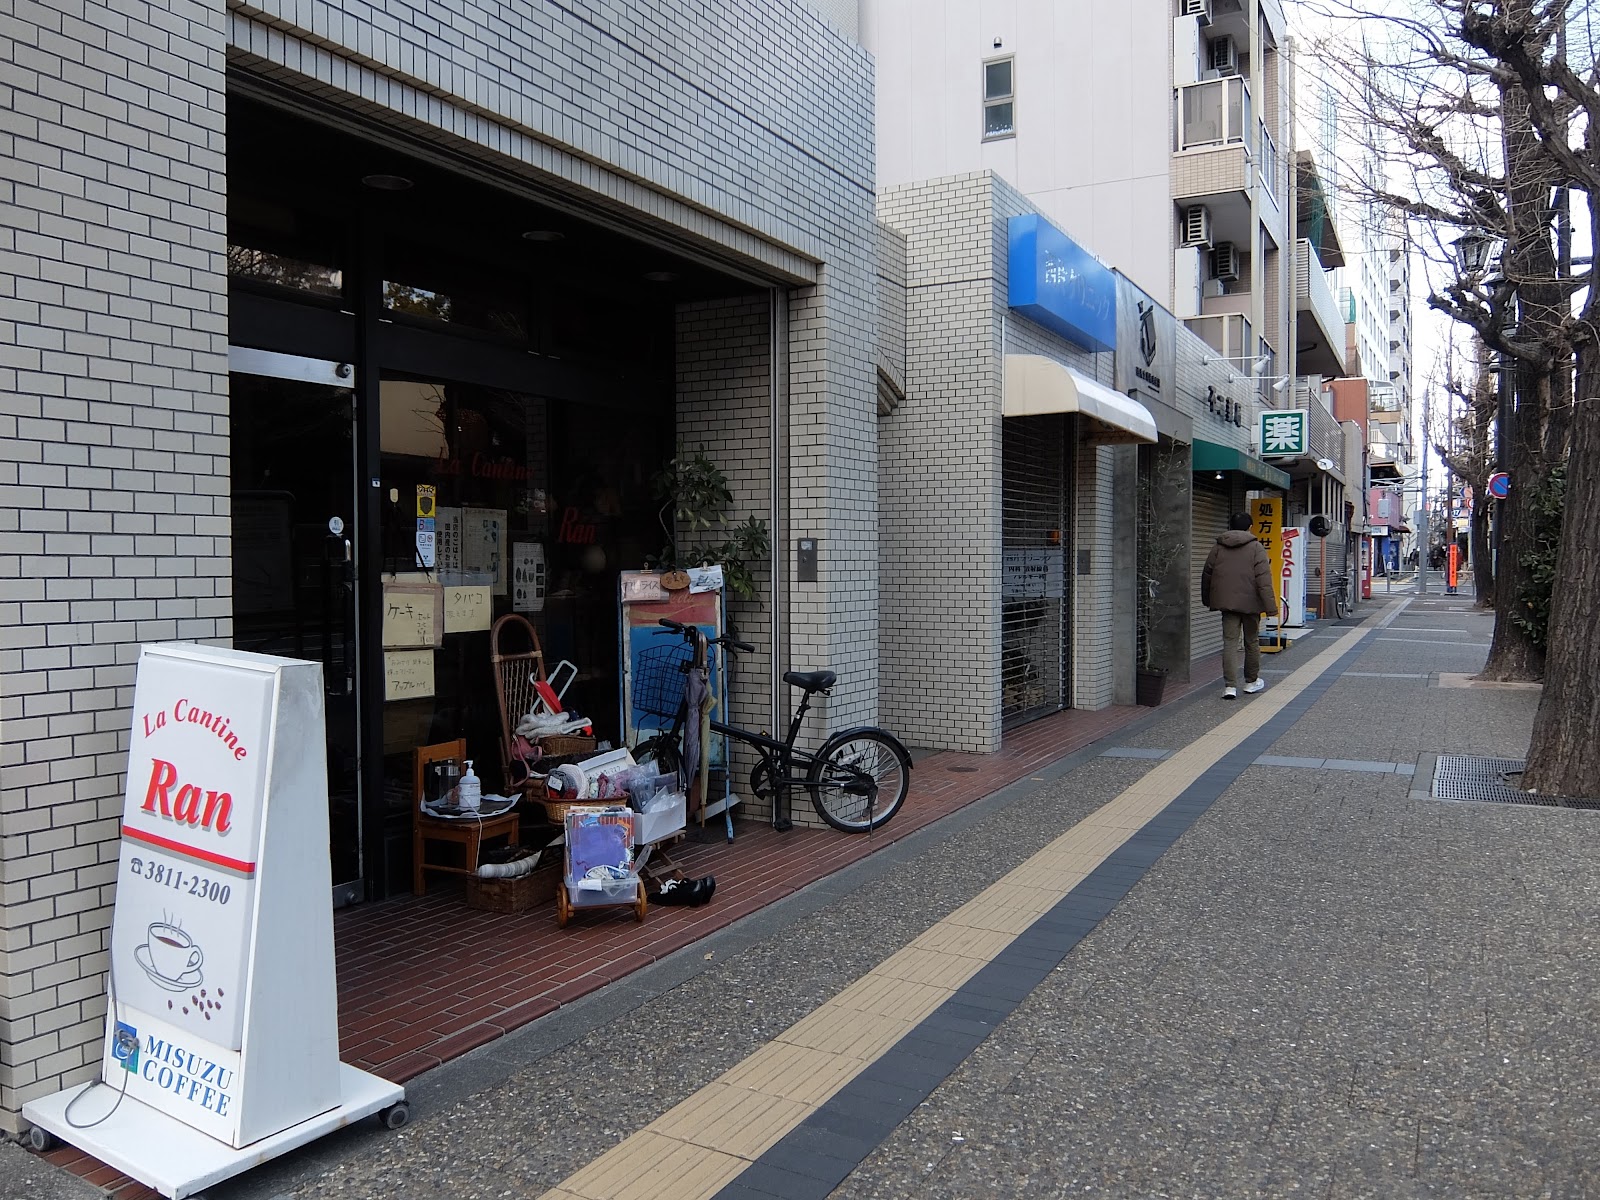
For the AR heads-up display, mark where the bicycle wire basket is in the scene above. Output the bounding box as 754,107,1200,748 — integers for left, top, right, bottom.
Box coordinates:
632,641,694,720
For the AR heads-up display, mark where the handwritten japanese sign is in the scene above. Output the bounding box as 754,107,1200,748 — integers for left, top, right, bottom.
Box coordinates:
381,583,443,648
444,586,491,633
384,649,435,701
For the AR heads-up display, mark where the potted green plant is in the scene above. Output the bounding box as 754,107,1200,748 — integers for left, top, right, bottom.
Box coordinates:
650,452,770,600
1136,445,1186,706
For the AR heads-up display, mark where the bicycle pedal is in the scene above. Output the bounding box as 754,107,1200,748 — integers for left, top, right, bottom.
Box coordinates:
773,818,793,833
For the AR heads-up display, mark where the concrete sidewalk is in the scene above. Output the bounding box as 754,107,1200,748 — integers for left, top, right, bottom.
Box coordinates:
17,594,1593,1200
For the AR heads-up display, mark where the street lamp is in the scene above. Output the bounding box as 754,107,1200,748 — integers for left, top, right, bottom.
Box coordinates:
1452,228,1495,275
1453,228,1511,583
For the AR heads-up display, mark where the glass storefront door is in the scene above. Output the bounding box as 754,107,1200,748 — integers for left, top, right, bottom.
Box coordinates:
229,350,364,903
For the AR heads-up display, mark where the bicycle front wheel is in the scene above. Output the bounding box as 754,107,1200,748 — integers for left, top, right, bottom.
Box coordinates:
806,729,911,833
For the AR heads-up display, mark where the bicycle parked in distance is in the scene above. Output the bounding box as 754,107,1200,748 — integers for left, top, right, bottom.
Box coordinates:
1324,573,1351,620
632,619,913,833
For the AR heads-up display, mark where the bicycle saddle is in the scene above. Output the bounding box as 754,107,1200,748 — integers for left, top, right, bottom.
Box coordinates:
783,670,836,693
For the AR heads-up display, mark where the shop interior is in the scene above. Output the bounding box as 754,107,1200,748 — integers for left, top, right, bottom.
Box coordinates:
225,87,771,906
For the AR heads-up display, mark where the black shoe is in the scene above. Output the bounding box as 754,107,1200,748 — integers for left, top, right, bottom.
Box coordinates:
686,876,715,906
655,879,696,906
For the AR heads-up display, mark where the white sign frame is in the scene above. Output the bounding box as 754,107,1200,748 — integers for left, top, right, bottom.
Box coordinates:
24,644,403,1196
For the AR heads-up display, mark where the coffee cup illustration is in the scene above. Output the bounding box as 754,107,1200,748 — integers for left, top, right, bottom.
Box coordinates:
144,922,203,984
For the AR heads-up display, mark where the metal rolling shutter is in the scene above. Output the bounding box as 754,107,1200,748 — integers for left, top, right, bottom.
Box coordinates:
1002,416,1067,725
1190,484,1231,664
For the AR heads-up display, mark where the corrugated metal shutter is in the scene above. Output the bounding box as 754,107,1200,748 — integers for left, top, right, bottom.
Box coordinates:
1002,416,1067,724
1190,483,1231,664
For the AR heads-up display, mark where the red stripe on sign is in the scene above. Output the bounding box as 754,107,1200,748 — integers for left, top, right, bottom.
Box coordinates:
122,826,257,876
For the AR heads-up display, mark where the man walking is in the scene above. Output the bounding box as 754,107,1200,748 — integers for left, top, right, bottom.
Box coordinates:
1201,512,1277,700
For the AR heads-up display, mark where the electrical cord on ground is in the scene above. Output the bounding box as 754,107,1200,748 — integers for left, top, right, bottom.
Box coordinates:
61,947,130,1132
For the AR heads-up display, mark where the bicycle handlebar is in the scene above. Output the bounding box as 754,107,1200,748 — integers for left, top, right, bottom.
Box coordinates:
656,618,753,655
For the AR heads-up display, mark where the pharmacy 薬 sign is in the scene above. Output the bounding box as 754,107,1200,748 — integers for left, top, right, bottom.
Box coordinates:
1259,408,1309,457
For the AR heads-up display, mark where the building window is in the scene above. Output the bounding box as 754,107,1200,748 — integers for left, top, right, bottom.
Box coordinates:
983,56,1015,140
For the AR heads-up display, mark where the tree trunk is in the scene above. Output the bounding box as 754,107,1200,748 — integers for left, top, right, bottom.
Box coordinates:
1469,504,1493,608
1479,359,1548,680
1521,341,1597,797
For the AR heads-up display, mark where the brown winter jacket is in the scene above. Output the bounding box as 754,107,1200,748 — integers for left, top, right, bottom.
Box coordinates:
1201,530,1277,615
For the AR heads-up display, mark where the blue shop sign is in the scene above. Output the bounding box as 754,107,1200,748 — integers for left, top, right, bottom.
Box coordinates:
1007,214,1117,353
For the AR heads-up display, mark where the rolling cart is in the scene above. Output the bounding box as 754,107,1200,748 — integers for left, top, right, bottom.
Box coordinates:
555,805,647,926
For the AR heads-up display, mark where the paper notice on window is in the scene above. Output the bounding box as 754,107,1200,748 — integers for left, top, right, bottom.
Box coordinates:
436,507,463,578
687,564,724,593
512,542,546,614
444,585,492,633
381,583,442,648
462,507,507,595
384,649,434,701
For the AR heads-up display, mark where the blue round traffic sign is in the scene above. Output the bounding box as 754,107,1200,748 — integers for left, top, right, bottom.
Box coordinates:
1487,472,1511,499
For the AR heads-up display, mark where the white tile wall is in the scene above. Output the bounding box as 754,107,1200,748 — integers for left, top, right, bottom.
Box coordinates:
2,0,879,1128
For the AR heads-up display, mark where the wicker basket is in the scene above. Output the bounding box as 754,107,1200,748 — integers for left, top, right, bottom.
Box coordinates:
537,733,598,758
465,861,561,913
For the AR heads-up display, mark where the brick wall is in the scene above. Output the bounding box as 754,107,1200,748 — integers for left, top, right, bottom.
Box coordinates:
877,172,1129,746
876,175,999,752
0,0,231,1127
1171,147,1249,202
674,295,789,824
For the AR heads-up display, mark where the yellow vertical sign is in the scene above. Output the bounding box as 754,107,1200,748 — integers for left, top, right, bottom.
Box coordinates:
1250,497,1282,619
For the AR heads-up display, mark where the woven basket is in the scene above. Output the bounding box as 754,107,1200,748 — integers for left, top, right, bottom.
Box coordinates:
466,861,560,913
537,733,598,758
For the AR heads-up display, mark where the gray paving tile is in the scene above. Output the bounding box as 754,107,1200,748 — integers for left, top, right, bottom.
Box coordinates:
1098,746,1171,759
1255,754,1327,768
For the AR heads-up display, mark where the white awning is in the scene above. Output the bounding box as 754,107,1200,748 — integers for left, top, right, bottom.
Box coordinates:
1002,354,1158,444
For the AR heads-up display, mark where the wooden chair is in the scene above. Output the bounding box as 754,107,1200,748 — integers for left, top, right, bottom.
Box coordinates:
412,738,520,896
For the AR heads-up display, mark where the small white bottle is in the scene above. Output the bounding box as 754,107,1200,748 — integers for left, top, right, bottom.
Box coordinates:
458,760,481,811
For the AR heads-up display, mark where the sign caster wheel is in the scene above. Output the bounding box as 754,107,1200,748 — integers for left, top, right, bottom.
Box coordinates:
26,1125,55,1152
380,1101,410,1130
556,887,571,928
635,885,647,923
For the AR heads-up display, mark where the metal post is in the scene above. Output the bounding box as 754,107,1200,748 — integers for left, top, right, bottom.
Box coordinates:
1418,388,1430,595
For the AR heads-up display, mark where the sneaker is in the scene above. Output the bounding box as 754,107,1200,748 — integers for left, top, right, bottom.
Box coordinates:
1242,678,1265,694
1222,686,1238,700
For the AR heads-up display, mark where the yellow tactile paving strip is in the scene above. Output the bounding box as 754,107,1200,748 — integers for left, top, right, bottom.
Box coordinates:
540,620,1380,1200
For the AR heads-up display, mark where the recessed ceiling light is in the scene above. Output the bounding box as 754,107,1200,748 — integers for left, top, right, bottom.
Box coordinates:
522,230,565,242
361,173,413,191
643,270,678,282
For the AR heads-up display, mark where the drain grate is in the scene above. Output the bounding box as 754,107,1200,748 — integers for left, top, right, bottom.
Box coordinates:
1430,755,1598,808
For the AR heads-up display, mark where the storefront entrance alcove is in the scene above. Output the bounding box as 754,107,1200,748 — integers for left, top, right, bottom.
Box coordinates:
225,88,771,903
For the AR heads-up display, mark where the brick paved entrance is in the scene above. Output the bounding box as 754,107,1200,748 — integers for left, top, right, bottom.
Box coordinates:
42,663,1218,1199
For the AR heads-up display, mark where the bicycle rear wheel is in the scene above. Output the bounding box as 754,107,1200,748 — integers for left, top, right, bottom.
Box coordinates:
806,729,911,833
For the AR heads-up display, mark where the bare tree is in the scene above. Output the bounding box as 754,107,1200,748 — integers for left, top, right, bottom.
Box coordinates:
1464,1,1600,798
1429,336,1498,607
1297,0,1577,682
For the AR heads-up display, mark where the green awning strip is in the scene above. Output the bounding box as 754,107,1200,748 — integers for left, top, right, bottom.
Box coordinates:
1192,440,1291,490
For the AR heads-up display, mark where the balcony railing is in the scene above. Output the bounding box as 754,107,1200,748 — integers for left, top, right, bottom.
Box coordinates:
1178,76,1253,152
1296,238,1345,369
1287,393,1346,475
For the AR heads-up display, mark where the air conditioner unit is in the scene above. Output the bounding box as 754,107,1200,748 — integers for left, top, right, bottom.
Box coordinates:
1202,279,1226,299
1181,205,1213,248
1180,0,1212,23
1210,241,1240,281
1208,35,1238,75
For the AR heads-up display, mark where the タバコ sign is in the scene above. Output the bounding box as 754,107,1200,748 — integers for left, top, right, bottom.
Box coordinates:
104,644,342,1148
